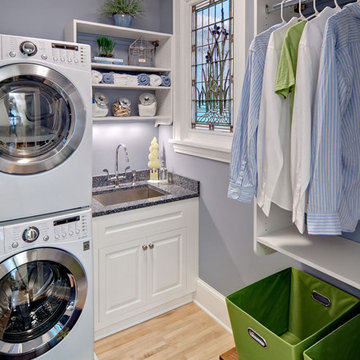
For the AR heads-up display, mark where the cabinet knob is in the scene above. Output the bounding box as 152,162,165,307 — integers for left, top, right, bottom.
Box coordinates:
142,245,148,251
149,243,154,249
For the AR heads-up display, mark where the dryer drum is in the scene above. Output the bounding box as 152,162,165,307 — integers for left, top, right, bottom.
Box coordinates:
0,248,87,359
0,63,86,175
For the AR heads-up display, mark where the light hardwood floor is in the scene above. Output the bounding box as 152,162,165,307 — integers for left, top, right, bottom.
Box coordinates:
95,302,235,360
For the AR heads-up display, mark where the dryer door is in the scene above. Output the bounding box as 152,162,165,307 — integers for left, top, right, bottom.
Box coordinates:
0,248,87,359
0,63,86,174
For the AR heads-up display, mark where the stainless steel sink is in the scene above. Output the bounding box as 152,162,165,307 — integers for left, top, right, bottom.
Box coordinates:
93,185,167,206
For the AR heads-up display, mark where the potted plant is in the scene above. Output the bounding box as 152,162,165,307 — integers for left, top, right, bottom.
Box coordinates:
97,36,116,57
100,0,143,27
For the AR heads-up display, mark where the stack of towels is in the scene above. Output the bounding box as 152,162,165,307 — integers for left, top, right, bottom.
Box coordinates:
91,70,171,87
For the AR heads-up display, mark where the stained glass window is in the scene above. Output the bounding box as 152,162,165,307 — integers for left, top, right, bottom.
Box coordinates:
192,0,234,132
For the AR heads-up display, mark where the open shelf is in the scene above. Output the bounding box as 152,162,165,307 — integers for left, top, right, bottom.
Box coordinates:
66,19,172,42
93,116,166,121
91,63,171,73
257,226,360,290
93,116,171,126
92,84,171,90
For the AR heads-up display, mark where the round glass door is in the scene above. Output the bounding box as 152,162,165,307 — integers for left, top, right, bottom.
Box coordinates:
0,248,87,359
0,63,86,175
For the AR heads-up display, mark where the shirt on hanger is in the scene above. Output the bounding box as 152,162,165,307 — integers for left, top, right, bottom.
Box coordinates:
257,17,298,217
228,23,282,203
291,7,337,234
308,4,360,235
275,20,306,118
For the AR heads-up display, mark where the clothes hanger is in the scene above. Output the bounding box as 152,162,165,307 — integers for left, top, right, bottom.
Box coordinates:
280,0,286,23
298,0,306,20
307,0,320,20
334,0,341,10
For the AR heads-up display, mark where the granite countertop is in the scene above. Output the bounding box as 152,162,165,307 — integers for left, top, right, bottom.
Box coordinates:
92,170,200,217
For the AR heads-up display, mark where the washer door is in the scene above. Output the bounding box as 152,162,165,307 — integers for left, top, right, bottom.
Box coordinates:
0,63,86,175
0,248,87,359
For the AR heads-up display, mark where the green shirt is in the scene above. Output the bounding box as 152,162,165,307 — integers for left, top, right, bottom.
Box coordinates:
275,20,306,119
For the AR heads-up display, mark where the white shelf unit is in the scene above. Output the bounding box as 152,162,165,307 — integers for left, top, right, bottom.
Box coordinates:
65,19,173,126
253,0,360,290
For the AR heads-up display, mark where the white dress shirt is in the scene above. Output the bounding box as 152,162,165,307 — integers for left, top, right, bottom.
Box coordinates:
291,7,338,233
257,17,297,217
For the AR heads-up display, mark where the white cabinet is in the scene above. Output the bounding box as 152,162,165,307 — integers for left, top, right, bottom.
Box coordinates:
65,19,173,126
92,198,199,340
147,228,187,302
98,238,146,323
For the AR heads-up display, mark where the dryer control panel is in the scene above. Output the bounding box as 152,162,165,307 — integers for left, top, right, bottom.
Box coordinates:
0,208,91,254
0,34,90,69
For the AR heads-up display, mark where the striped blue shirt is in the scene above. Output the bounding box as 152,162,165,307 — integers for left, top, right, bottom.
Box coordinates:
228,24,282,203
307,4,360,235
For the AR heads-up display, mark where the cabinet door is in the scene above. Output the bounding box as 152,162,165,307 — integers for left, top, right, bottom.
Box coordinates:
147,228,187,303
98,239,147,326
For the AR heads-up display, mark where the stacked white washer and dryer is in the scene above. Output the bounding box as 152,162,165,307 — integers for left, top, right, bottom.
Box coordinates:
0,34,93,359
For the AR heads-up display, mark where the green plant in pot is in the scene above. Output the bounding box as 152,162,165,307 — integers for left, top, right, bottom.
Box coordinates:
100,0,143,27
97,36,116,57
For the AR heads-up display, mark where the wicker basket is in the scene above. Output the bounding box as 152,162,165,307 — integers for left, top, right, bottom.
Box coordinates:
128,37,157,67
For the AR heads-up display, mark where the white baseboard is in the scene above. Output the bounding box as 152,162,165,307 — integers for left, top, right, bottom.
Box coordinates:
194,279,232,333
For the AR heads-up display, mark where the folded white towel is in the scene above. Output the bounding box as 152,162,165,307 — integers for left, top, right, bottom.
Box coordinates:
149,74,162,87
126,75,138,86
91,70,102,84
113,74,138,86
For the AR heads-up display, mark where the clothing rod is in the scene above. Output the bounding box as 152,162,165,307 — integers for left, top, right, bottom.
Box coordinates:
265,0,313,14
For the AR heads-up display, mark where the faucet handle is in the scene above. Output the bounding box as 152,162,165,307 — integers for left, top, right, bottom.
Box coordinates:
102,169,110,179
132,170,137,185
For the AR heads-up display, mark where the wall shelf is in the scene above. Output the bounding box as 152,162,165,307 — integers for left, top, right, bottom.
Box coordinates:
91,63,171,73
66,19,172,43
93,116,171,127
257,226,360,290
92,84,171,90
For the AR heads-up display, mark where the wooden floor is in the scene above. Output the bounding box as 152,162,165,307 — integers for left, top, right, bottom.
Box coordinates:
95,302,235,360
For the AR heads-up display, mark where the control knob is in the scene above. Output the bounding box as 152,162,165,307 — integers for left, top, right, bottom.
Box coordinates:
20,41,37,56
22,226,40,243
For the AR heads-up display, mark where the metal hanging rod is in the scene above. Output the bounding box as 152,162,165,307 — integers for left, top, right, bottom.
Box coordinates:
266,0,313,14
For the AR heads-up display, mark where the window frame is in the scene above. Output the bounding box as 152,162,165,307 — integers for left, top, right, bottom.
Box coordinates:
171,0,252,163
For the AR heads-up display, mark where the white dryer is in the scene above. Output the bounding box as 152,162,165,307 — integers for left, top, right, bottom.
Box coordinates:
0,35,92,222
0,208,93,360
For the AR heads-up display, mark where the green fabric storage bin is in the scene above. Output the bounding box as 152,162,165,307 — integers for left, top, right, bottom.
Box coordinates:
226,268,360,360
303,313,360,360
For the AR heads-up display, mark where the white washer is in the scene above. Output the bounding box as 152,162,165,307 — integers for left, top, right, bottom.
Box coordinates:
0,34,92,222
0,208,93,360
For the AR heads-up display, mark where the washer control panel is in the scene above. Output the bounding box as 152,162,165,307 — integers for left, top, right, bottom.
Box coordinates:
0,34,90,68
0,208,91,254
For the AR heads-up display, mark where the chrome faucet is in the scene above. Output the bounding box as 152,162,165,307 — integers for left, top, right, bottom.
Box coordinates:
115,143,131,187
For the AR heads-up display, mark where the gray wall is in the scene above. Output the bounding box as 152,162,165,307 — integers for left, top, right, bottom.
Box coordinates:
93,122,158,175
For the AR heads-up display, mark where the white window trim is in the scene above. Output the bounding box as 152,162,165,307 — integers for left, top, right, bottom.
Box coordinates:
170,0,252,163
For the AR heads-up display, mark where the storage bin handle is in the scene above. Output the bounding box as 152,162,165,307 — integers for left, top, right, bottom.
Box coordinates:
312,290,331,307
248,328,267,348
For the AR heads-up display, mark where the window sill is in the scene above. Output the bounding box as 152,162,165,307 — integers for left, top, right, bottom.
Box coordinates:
169,138,231,163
